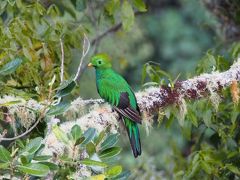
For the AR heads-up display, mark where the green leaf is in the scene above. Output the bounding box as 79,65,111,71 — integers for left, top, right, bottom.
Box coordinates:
0,162,10,169
23,47,32,61
106,165,122,178
56,80,76,97
133,0,147,12
17,163,49,177
226,164,240,175
200,161,212,174
0,58,22,75
186,161,200,179
20,137,43,155
196,52,216,74
203,110,212,127
121,0,134,31
35,1,46,15
33,155,52,161
86,142,96,156
71,124,82,142
47,102,70,116
0,1,7,15
0,100,23,106
47,4,60,17
7,0,15,6
82,128,96,145
0,145,11,162
99,147,121,159
16,139,25,149
40,162,58,171
101,134,119,150
105,0,120,16
80,158,107,167
20,155,29,165
75,136,85,146
95,130,106,146
59,156,75,165
52,125,69,145
111,170,131,180
181,121,192,140
188,107,198,127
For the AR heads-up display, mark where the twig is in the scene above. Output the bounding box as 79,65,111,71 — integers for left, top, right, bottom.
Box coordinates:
91,23,122,46
74,33,91,81
90,11,143,46
76,12,143,79
0,107,48,141
55,38,65,105
60,38,64,83
0,118,41,141
75,23,122,79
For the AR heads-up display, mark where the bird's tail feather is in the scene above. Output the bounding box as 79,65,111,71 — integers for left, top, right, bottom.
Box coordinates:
125,118,141,158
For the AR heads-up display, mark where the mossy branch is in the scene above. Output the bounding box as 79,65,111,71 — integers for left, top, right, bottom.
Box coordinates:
42,59,240,155
137,59,240,114
1,59,239,146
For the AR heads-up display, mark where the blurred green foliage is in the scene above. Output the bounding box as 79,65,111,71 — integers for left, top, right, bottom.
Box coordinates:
0,0,145,178
0,0,240,179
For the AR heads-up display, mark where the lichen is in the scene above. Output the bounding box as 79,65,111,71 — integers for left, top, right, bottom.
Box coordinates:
206,81,221,111
43,103,118,157
0,96,43,129
177,97,187,126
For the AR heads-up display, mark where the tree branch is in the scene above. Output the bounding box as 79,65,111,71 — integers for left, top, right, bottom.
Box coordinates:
137,59,240,113
90,11,144,46
43,59,240,155
82,58,240,118
91,23,122,46
74,34,90,81
0,106,48,142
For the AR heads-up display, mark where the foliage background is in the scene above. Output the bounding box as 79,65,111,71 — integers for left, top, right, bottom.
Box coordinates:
0,0,240,179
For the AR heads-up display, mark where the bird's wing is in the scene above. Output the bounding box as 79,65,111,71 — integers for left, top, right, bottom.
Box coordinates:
114,92,142,124
98,79,142,124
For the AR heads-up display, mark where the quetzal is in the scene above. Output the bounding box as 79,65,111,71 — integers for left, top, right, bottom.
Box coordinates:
88,53,142,158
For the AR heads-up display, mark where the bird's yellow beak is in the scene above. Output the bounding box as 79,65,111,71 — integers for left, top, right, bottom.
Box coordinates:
88,63,93,67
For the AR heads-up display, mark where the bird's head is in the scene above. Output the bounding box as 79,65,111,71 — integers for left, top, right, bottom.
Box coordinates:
88,53,112,69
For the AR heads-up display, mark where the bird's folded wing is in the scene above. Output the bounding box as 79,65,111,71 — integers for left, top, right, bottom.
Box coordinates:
114,106,142,124
98,80,142,124
114,92,142,124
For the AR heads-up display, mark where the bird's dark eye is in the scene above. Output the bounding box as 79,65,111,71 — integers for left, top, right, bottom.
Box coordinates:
98,61,102,64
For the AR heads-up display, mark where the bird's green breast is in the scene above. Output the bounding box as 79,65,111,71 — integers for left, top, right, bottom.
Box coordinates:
95,68,137,109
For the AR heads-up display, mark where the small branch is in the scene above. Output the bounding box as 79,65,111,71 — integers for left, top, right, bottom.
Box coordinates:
91,23,122,46
55,38,65,105
74,34,91,81
0,107,48,141
0,118,41,141
60,38,64,83
90,11,143,46
75,23,122,79
73,12,144,79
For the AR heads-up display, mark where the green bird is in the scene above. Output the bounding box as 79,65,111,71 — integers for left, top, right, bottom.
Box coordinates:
88,53,142,158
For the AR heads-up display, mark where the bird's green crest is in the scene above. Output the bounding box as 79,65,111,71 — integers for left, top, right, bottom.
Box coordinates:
90,53,112,69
